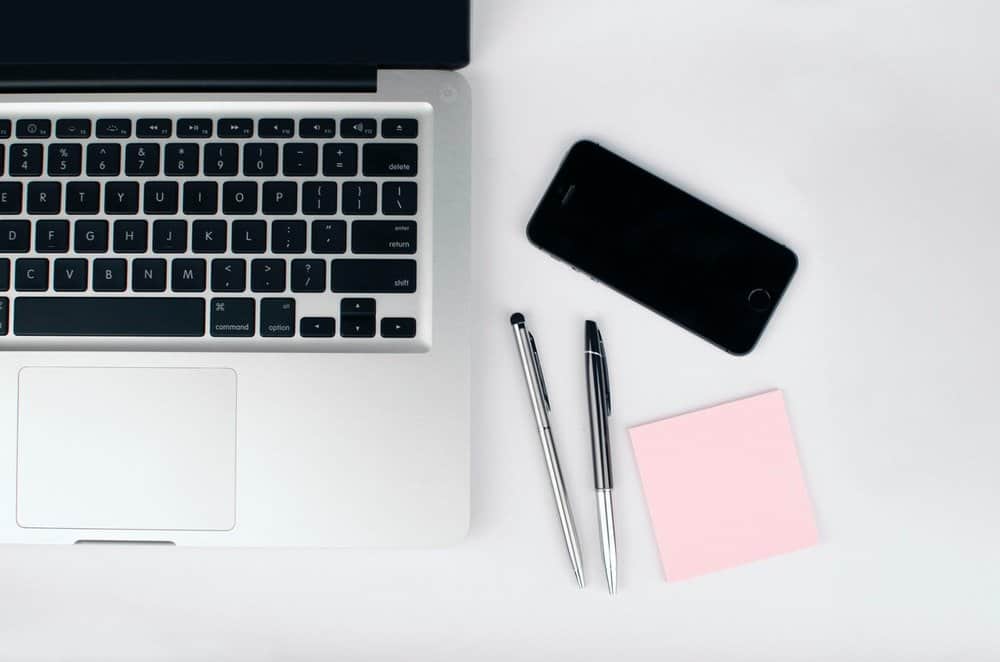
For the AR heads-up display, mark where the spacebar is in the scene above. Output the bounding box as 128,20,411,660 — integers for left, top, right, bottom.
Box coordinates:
14,298,205,337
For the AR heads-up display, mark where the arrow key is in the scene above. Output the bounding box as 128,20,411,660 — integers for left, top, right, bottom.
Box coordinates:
380,317,416,338
300,316,335,338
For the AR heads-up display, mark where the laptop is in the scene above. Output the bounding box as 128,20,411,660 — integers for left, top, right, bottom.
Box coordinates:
0,1,471,546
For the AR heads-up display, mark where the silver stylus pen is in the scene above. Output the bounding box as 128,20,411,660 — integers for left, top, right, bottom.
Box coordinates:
510,313,586,588
585,320,617,594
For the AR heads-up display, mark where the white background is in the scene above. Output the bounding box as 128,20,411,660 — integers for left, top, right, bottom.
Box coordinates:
3,1,999,659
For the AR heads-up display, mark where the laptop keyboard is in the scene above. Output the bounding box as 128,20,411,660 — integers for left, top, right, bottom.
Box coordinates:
0,104,431,351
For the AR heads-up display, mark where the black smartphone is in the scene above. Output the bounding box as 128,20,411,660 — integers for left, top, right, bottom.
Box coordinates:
527,140,797,355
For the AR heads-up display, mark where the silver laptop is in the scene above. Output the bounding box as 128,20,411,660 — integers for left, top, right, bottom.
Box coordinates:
0,2,471,545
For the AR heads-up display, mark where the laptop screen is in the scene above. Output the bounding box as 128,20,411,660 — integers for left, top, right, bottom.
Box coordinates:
0,1,470,69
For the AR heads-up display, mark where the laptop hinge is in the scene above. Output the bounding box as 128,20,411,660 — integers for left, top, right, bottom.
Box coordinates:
0,64,377,93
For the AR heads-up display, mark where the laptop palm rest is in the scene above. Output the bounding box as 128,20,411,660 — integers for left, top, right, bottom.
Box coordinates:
16,367,237,532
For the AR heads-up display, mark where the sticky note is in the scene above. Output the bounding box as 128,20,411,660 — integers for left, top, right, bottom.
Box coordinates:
629,390,818,581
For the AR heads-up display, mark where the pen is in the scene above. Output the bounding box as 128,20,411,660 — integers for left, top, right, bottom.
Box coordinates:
510,313,586,588
585,320,617,594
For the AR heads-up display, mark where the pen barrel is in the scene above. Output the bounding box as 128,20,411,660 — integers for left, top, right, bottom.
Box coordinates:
585,352,613,490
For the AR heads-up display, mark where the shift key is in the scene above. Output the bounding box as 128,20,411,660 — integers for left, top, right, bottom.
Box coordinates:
331,259,416,293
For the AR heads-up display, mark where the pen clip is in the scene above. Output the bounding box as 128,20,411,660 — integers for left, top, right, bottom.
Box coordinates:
597,327,611,416
528,332,551,412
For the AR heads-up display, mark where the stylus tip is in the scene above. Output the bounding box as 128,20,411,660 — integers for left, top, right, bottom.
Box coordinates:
510,312,525,326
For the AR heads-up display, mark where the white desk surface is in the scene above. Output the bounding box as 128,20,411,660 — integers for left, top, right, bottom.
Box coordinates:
3,1,998,659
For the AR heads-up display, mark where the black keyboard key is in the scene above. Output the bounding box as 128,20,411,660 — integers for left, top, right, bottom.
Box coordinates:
183,181,218,214
66,182,100,214
283,143,318,176
0,120,11,139
0,297,6,334
86,143,121,176
177,118,212,138
0,183,22,214
311,220,346,254
14,297,205,336
105,181,140,214
250,259,285,292
204,143,239,176
152,219,187,253
14,258,48,291
172,258,207,292
164,143,199,176
55,119,91,139
53,258,87,291
35,220,69,253
218,119,253,138
382,182,417,215
260,298,295,337
258,119,294,138
272,219,306,253
262,182,297,214
211,259,247,292
74,220,108,253
0,259,8,290
96,119,132,139
136,119,172,138
341,118,376,139
210,298,255,337
341,314,375,338
223,181,257,214
342,181,376,215
232,220,266,253
143,181,179,214
243,143,278,176
352,220,416,254
47,144,83,176
192,220,227,253
300,317,335,337
331,259,416,293
341,297,375,315
0,144,3,175
290,259,325,292
0,220,30,252
113,219,148,253
93,258,127,291
27,182,61,215
300,118,336,138
132,258,167,292
322,143,358,176
125,143,160,176
381,317,417,338
16,120,50,139
381,118,418,139
302,181,337,214
363,143,418,177
340,296,377,338
10,144,43,176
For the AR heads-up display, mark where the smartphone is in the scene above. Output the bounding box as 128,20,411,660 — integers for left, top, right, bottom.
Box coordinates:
527,140,797,355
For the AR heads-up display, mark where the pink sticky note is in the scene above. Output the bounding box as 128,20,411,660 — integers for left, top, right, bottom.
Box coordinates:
629,390,818,581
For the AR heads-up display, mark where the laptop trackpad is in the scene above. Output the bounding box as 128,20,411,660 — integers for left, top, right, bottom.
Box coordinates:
16,367,237,531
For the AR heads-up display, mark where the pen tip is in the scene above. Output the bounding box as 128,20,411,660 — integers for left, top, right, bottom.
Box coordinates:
510,312,525,325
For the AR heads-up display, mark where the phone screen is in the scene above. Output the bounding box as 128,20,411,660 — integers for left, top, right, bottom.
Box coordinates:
526,141,797,354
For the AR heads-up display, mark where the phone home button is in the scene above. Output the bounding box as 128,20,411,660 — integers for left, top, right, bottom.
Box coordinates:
747,288,772,312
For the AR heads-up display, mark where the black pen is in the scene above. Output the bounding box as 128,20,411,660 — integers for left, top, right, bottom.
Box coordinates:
585,320,617,594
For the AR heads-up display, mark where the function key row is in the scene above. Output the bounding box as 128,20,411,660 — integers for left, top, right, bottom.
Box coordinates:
0,142,416,178
0,180,416,216
0,219,415,255
0,257,416,294
0,118,417,141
